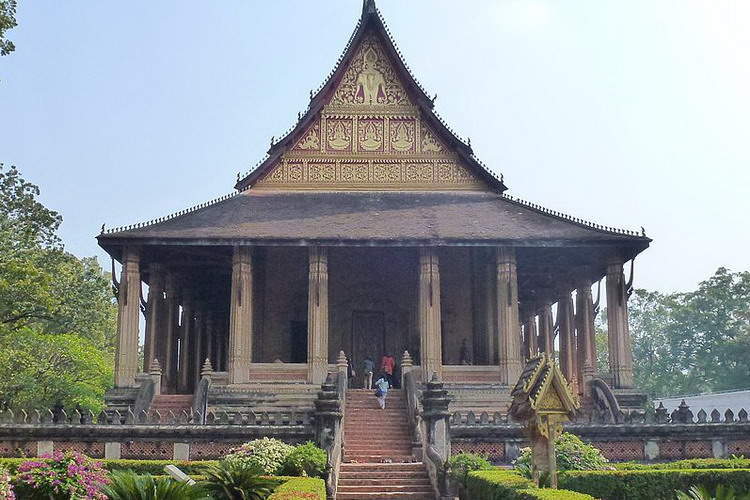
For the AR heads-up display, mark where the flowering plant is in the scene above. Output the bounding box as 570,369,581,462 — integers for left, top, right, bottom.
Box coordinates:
16,451,109,499
0,467,14,500
225,437,295,475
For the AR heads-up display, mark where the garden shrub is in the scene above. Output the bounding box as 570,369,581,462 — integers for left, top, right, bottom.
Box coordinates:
0,458,217,475
268,476,326,499
465,469,595,500
514,432,611,478
225,438,295,475
101,470,208,500
446,452,493,487
0,467,14,500
559,468,750,500
616,457,750,471
200,460,281,499
280,442,327,479
14,451,109,499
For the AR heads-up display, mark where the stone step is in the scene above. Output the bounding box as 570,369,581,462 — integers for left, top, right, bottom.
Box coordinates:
337,493,433,500
338,485,433,493
340,462,425,470
340,470,427,479
339,478,431,487
343,456,417,463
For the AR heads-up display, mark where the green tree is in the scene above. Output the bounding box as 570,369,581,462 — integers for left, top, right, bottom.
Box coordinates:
0,0,16,57
0,164,116,410
0,328,112,411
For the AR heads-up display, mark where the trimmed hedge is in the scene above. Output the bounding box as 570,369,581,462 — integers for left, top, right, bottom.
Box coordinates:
616,458,750,470
559,468,750,500
466,470,595,500
0,458,217,475
269,477,326,499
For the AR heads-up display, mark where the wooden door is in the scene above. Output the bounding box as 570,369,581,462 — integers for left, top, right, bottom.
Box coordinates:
351,311,385,386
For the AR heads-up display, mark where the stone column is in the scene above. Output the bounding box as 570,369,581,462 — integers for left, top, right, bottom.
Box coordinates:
228,246,253,385
606,260,634,388
178,293,194,393
419,248,442,381
307,247,329,385
143,264,165,373
193,307,204,387
497,248,523,385
575,280,597,386
557,293,576,383
162,273,180,393
114,247,141,387
524,314,538,359
205,313,214,370
538,304,554,355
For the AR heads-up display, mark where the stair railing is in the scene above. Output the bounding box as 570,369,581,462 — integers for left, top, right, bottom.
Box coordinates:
315,365,346,500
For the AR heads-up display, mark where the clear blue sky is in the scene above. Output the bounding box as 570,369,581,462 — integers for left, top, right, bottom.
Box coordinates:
1,0,748,293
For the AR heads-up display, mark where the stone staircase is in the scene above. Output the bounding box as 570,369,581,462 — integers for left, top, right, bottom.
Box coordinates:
149,394,194,416
338,389,434,500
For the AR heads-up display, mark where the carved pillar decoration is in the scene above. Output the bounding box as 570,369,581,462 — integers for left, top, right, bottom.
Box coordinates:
537,304,554,355
193,307,204,388
575,280,597,389
307,246,329,385
162,273,180,393
419,247,442,381
114,247,141,387
178,292,194,393
143,264,165,373
557,293,576,384
228,246,253,385
497,248,523,385
524,314,538,359
205,313,214,370
606,260,634,388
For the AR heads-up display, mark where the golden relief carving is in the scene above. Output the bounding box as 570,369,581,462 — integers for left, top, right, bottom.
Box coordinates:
331,36,410,107
358,119,384,151
421,127,443,153
326,120,352,151
391,120,414,152
257,159,482,189
295,123,320,150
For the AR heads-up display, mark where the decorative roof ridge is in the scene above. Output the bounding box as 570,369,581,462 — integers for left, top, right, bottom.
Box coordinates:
500,192,648,238
100,187,248,236
233,2,508,194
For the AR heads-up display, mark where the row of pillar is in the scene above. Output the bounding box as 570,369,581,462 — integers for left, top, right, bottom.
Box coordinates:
115,248,228,392
521,262,634,390
114,246,634,392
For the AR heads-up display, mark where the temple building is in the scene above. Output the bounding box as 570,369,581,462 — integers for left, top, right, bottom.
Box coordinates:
97,1,649,416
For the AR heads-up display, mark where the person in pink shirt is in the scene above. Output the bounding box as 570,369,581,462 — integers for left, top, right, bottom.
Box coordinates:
380,353,396,388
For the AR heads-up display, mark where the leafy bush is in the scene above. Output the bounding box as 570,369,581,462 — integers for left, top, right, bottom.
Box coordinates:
675,484,750,500
279,442,327,479
559,468,750,500
225,438,295,476
268,477,326,499
199,461,281,499
14,451,109,499
0,467,14,500
101,470,209,500
616,457,750,471
446,453,493,487
0,458,219,476
514,432,611,478
465,469,595,500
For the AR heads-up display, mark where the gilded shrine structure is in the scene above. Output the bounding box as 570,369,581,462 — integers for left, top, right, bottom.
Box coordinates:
97,0,650,418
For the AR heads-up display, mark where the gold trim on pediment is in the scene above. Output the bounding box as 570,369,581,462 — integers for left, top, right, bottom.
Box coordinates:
255,158,486,191
323,105,419,117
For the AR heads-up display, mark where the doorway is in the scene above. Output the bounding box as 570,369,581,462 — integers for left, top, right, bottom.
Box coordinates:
351,310,385,387
290,320,307,363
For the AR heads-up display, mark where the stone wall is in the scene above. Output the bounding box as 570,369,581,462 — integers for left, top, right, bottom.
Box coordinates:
450,404,750,464
0,410,314,460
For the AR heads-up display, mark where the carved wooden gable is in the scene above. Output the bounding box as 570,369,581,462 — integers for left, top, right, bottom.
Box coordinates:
255,34,488,191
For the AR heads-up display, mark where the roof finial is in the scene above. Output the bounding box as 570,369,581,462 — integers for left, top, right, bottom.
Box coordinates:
362,0,377,15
